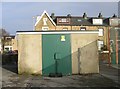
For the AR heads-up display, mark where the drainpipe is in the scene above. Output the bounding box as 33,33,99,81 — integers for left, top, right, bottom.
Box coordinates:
116,29,118,64
108,27,111,66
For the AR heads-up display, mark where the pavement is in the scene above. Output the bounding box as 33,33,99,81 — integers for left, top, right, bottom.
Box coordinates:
111,64,120,69
99,63,120,85
1,63,120,88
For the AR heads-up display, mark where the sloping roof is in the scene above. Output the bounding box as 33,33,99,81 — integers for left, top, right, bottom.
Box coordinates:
35,11,118,26
70,17,92,26
35,10,56,26
52,16,109,26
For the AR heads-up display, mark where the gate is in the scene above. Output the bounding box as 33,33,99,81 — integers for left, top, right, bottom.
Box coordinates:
78,41,99,74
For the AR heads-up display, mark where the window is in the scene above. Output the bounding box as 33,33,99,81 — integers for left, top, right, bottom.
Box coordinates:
78,19,82,22
61,19,67,22
42,27,49,31
93,19,103,25
98,29,104,36
80,27,86,30
43,18,47,25
110,19,119,26
5,48,9,51
98,41,104,50
57,18,70,24
10,47,12,50
63,28,68,30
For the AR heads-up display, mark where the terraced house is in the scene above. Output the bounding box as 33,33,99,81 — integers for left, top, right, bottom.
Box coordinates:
35,11,110,51
2,35,17,52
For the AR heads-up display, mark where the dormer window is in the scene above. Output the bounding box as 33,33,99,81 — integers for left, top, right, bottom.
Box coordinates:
92,19,103,25
57,18,70,24
60,18,67,23
109,18,119,26
80,27,86,30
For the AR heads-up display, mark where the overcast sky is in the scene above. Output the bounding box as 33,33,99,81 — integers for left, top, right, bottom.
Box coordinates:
1,2,119,35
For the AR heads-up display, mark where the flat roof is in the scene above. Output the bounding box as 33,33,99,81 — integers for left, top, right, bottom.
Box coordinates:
16,30,99,35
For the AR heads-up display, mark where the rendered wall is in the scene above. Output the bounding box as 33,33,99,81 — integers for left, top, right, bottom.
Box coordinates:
71,34,99,74
79,41,99,74
18,32,99,75
18,34,42,74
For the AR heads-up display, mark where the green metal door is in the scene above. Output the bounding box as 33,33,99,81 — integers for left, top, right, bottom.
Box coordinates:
42,34,72,76
111,44,116,64
110,28,116,64
118,50,120,64
118,31,120,64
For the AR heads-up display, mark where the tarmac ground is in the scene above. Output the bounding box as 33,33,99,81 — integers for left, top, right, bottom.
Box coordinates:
1,63,120,88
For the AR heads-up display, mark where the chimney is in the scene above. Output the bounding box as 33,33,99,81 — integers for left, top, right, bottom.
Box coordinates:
112,14,117,18
51,13,55,19
98,13,103,18
67,14,71,17
83,12,87,19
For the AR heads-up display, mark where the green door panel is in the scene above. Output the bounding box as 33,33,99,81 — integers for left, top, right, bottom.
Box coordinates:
110,28,117,64
42,34,72,76
118,50,120,64
111,52,116,64
111,44,116,64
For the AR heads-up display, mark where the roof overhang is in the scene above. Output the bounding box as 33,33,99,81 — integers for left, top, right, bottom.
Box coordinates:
17,30,99,35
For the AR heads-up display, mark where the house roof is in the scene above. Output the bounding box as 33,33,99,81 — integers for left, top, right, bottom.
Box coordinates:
35,10,56,26
52,16,110,26
35,11,119,27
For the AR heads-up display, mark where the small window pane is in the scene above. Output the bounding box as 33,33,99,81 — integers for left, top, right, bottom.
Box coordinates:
63,28,68,30
80,27,86,30
98,41,104,50
99,29,103,36
42,27,49,31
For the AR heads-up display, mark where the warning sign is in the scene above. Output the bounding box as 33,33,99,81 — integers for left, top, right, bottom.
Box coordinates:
61,35,65,41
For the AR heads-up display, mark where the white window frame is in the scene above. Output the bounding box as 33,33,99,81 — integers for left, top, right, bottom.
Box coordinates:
43,18,47,25
98,28,104,36
63,28,68,30
93,19,103,25
61,18,67,22
98,40,104,51
80,27,86,31
42,27,49,31
4,46,13,51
